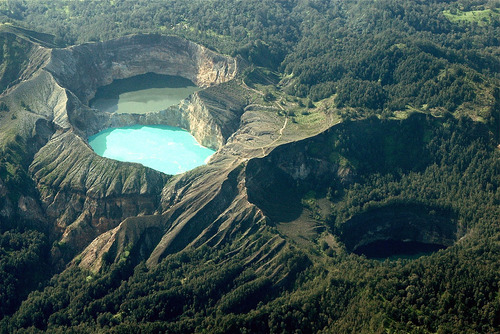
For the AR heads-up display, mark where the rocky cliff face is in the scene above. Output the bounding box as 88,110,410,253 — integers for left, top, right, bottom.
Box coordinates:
99,80,249,150
45,34,238,104
29,130,167,266
0,32,356,275
0,33,249,268
76,101,342,272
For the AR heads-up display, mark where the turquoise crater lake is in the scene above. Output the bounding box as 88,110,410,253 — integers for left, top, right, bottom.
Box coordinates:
88,125,215,175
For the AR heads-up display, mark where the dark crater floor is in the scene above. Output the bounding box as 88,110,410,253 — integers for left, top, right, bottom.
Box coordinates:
338,203,458,259
353,239,447,259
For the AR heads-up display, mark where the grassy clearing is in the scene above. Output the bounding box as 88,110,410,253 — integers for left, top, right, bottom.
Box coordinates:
443,8,500,26
292,109,325,125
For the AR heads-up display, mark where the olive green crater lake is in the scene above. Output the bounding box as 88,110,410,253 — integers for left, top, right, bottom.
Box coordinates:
90,73,199,114
88,74,214,175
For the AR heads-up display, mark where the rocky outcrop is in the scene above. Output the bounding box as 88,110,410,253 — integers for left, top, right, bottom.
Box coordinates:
76,214,164,273
0,33,246,267
77,160,266,272
3,69,71,130
93,80,249,150
45,34,239,104
75,102,339,272
1,31,337,274
29,130,166,266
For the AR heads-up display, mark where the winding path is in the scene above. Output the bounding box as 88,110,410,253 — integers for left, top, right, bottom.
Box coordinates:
241,79,290,157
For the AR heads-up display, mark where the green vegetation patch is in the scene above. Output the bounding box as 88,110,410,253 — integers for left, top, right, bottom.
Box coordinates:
291,108,326,126
443,8,500,26
0,135,36,203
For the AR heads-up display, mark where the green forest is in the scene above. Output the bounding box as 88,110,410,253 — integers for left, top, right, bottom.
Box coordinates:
0,0,499,333
1,0,499,116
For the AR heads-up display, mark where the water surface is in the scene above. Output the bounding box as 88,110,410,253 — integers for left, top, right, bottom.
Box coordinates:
90,73,199,114
89,125,215,175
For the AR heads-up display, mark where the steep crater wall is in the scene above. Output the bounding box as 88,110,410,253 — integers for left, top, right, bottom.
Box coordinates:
243,124,357,223
45,34,238,104
45,34,243,149
9,34,245,267
244,114,445,216
243,114,463,260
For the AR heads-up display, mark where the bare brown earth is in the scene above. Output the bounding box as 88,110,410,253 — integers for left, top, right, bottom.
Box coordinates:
0,32,339,275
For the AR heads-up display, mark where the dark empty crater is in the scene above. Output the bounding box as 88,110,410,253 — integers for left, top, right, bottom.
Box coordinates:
338,203,458,259
353,239,446,259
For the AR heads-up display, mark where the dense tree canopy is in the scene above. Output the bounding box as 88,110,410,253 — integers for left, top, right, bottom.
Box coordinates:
0,0,498,114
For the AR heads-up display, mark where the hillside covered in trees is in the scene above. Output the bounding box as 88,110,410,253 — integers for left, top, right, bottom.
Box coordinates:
0,0,499,333
1,0,499,118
